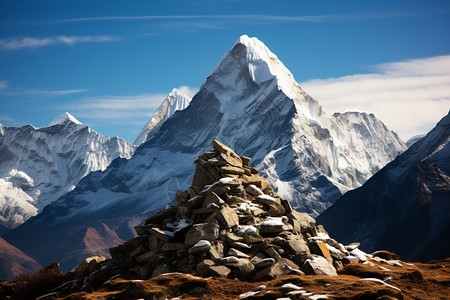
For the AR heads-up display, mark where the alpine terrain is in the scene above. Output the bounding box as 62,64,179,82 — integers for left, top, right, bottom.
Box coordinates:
4,35,405,272
317,113,450,262
0,113,135,229
134,88,191,145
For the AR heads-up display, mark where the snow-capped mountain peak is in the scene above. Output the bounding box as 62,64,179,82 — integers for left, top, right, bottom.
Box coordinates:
207,34,300,101
49,112,82,126
134,88,191,145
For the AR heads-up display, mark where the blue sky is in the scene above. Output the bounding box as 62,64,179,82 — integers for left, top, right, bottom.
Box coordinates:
0,0,449,143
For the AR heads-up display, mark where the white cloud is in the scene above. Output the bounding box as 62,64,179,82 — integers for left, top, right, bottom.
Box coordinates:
18,12,413,25
67,86,197,121
0,35,119,50
0,80,8,90
301,55,450,141
1,88,87,96
177,85,198,98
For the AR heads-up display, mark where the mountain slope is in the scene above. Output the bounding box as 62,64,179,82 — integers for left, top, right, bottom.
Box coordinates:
0,113,135,229
134,89,191,145
5,35,405,272
317,113,450,262
0,237,42,280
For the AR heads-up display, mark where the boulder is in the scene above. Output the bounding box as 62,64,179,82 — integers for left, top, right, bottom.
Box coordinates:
303,255,337,276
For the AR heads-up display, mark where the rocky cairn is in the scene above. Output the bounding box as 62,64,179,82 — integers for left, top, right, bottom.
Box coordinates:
105,140,369,281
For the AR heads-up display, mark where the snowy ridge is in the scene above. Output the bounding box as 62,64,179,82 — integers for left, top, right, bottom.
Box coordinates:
318,113,450,261
0,115,136,228
134,88,191,145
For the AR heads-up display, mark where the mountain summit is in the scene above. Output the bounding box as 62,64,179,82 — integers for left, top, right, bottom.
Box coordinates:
48,112,82,127
4,35,405,272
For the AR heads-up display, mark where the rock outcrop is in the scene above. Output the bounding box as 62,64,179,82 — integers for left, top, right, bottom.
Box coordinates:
106,140,370,281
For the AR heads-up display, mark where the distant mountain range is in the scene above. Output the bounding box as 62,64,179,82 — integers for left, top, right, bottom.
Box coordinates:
0,113,135,229
2,35,406,275
318,113,450,262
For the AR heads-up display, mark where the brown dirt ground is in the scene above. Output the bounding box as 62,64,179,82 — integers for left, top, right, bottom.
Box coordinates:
2,258,449,300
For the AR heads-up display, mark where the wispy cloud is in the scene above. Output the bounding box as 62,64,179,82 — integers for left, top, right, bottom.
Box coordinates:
177,85,198,98
7,12,415,26
66,85,196,121
0,35,119,50
301,55,450,141
0,80,8,90
1,88,88,96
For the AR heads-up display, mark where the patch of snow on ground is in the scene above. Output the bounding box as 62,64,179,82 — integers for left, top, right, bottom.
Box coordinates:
361,278,401,292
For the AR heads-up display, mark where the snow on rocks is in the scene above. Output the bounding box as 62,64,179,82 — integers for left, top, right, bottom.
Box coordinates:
102,140,379,282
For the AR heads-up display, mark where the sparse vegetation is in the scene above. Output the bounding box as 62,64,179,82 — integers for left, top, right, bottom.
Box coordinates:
13,267,64,300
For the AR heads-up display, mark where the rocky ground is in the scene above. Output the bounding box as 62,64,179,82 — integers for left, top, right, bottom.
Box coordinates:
1,140,449,299
1,257,449,299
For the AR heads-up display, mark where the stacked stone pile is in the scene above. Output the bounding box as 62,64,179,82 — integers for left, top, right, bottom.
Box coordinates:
108,140,368,280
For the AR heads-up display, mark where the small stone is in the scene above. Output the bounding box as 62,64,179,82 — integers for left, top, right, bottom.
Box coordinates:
240,156,251,167
208,265,231,277
218,153,242,168
309,241,333,260
136,250,158,264
208,245,223,261
75,256,106,275
265,247,282,260
342,255,360,265
134,224,152,236
243,234,263,244
161,242,185,252
196,259,216,276
372,250,400,261
220,165,245,175
245,184,263,197
189,240,212,254
252,257,275,268
242,174,262,187
227,248,250,258
212,139,235,154
203,191,225,208
185,219,219,246
193,203,220,214
145,206,177,225
216,206,239,229
287,211,316,234
230,241,251,250
149,227,174,242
